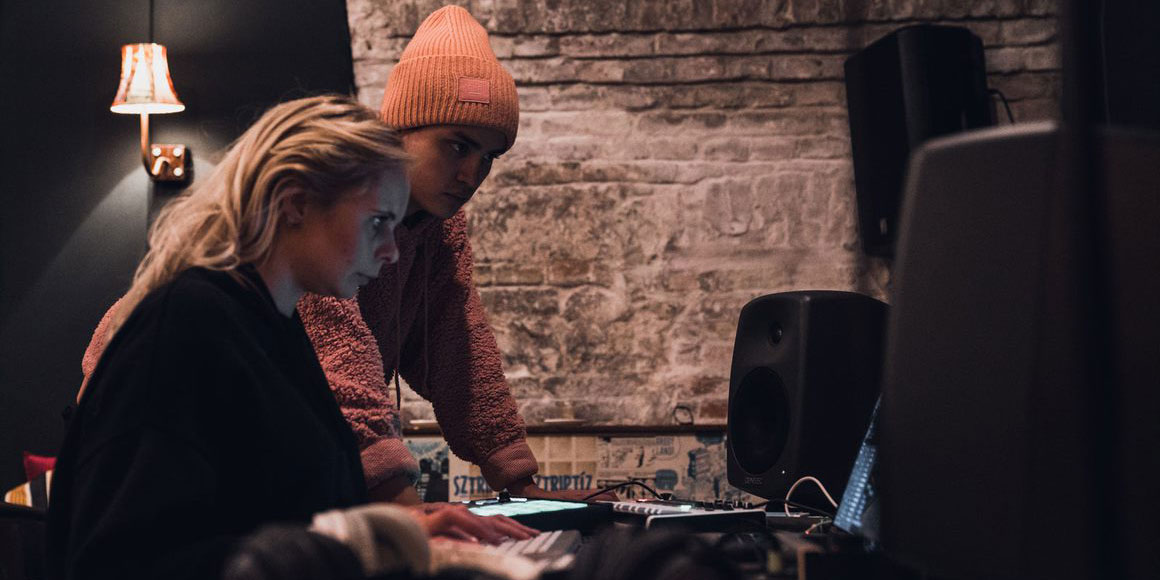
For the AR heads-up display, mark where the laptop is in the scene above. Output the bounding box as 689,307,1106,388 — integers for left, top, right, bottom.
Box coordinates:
831,397,882,544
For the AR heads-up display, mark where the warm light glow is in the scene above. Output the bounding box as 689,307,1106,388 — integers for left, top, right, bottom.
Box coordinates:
110,43,185,115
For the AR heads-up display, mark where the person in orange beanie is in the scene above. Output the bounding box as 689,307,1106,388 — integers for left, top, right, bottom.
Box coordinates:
298,4,543,504
80,5,613,506
300,4,618,504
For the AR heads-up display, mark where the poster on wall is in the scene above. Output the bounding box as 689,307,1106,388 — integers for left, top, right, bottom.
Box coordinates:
405,437,450,502
441,433,599,501
596,433,758,503
410,432,760,504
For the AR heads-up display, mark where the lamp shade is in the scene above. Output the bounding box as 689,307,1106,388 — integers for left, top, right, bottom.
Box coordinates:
110,43,184,114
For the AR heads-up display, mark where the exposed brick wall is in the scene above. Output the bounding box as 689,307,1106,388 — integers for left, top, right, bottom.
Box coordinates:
347,0,1060,426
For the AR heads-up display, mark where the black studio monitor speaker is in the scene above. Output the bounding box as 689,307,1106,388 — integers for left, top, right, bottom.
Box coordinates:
726,291,886,502
881,124,1160,580
845,25,995,257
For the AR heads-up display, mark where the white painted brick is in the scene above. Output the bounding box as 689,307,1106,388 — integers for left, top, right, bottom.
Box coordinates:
349,0,1061,425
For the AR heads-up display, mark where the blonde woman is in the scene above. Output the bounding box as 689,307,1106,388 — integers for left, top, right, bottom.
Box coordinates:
47,95,533,580
79,5,618,505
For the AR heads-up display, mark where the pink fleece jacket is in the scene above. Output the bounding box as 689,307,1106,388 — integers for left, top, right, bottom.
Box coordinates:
81,210,537,493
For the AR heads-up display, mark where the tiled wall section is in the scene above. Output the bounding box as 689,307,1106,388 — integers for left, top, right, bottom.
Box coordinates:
350,0,1062,427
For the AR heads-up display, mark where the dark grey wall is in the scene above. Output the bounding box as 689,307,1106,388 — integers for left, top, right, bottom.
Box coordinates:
1103,0,1160,131
0,0,355,487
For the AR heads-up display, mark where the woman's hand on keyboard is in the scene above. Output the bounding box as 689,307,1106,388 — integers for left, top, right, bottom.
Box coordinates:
406,503,538,544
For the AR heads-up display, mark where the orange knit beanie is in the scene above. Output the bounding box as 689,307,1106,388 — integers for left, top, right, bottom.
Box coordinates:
380,6,519,149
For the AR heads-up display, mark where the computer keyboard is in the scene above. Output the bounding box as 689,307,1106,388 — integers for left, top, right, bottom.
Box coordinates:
486,528,582,561
429,530,583,580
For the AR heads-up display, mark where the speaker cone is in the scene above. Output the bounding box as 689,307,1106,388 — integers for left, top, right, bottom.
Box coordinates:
729,366,790,475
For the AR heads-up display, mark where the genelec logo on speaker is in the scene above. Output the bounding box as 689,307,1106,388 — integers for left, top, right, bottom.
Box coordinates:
744,476,763,485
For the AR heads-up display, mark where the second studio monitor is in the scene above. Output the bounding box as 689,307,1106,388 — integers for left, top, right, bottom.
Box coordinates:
726,291,886,502
844,25,995,257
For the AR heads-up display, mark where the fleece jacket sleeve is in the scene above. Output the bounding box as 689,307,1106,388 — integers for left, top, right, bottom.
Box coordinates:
297,294,420,491
79,298,124,400
392,212,537,491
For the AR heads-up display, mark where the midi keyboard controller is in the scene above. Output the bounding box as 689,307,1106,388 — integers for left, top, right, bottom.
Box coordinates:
609,499,767,532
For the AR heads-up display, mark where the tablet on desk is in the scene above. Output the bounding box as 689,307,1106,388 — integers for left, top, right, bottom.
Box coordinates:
464,497,612,532
466,498,589,517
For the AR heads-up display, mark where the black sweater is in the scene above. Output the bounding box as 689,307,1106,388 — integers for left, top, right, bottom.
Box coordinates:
47,267,366,579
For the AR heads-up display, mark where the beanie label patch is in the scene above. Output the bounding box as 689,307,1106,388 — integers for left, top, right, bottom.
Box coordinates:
458,77,490,104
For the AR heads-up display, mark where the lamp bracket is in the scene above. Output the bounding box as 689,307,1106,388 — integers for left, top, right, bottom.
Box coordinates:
138,113,189,182
145,144,189,182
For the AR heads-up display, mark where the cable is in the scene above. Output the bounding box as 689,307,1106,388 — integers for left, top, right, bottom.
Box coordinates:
784,500,835,518
786,476,838,507
989,89,1016,124
752,499,835,518
784,476,837,517
580,480,663,501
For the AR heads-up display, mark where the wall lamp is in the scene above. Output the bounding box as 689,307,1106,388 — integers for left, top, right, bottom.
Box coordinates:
110,43,189,182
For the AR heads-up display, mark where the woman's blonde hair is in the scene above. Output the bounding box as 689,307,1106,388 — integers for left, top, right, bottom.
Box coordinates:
110,94,407,335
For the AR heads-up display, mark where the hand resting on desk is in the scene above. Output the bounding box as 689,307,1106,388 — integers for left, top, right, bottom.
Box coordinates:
225,503,538,580
310,504,537,576
408,502,538,544
506,476,620,502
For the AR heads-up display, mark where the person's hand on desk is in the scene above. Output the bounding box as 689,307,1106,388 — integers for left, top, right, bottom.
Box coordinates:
406,503,538,544
505,476,620,502
367,475,537,543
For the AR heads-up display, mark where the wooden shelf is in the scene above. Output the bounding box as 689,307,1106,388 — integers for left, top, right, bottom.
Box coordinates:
402,423,727,436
